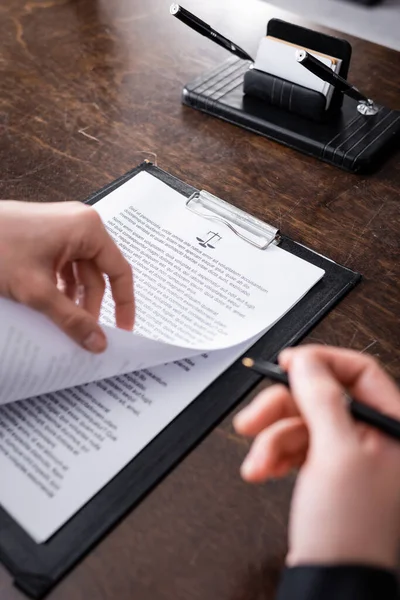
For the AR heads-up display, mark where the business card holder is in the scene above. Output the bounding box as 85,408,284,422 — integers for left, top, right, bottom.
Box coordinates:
182,20,400,173
242,66,328,122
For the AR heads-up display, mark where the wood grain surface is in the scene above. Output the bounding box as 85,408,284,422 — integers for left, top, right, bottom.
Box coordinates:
0,0,399,598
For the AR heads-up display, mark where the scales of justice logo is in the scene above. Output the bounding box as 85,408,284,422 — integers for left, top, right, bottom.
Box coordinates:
196,230,222,249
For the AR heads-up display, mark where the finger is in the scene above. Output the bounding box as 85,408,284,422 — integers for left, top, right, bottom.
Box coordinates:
88,216,134,330
95,243,134,331
279,347,354,442
267,450,308,479
240,417,308,483
69,209,135,330
102,251,134,331
280,345,400,418
58,262,77,301
233,384,298,437
25,276,107,352
75,260,105,321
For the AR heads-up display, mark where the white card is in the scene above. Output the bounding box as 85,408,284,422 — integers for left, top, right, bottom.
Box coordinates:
254,37,339,97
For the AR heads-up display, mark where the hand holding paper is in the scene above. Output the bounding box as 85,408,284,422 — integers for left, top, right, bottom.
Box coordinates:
0,200,134,352
0,173,324,405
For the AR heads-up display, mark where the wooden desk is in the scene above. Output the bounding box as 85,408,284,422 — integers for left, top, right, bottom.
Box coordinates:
0,0,398,598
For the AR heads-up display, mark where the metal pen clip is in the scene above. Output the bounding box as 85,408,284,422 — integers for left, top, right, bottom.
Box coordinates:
186,190,280,250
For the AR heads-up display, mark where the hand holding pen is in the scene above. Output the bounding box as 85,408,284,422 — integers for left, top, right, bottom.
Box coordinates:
234,345,400,569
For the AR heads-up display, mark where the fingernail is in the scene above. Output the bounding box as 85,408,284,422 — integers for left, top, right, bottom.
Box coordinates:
279,348,294,368
83,331,106,353
240,455,256,479
233,409,253,433
280,348,293,361
234,409,248,426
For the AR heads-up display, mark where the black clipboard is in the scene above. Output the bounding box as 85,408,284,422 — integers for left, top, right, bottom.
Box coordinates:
0,162,361,598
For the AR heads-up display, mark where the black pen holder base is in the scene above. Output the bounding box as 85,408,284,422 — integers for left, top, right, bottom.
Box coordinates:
182,56,400,174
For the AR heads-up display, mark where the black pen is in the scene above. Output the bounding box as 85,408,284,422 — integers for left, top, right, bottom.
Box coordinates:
296,49,375,108
170,3,254,63
242,357,400,443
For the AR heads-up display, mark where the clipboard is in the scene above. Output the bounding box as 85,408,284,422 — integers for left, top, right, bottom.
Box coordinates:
0,162,361,598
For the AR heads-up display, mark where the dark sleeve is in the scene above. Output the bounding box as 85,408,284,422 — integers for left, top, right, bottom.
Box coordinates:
276,566,400,600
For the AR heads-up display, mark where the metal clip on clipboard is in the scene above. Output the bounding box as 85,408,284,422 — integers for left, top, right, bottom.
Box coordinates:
186,190,281,250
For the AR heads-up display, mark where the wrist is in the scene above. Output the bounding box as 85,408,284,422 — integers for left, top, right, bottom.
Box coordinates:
287,468,400,572
286,540,399,571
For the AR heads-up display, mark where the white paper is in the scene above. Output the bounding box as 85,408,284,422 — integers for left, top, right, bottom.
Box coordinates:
254,37,341,108
0,171,324,542
0,173,323,405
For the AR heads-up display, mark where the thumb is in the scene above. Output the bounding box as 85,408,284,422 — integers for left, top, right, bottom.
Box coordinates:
34,283,107,353
280,347,354,443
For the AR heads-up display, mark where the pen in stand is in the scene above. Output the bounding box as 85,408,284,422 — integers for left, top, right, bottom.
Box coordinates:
242,357,400,443
296,49,379,116
170,3,254,63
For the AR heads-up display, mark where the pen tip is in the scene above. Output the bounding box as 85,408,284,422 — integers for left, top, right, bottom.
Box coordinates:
242,357,254,368
170,3,180,14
